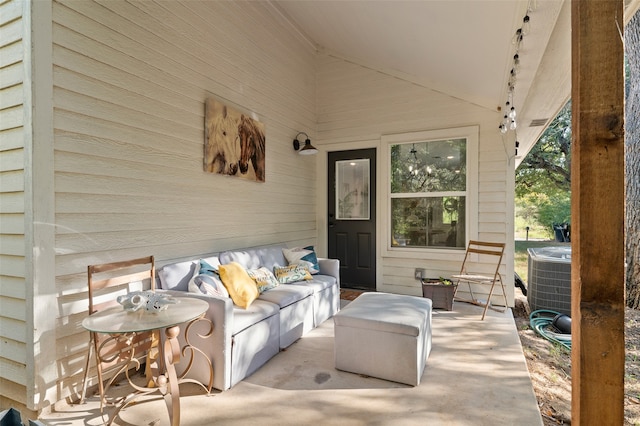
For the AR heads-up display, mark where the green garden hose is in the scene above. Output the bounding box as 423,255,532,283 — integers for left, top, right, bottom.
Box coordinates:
529,309,572,351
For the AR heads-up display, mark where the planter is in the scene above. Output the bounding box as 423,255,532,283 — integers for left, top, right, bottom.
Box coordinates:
421,279,457,311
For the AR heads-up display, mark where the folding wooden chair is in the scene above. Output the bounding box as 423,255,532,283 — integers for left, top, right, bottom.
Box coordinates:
79,256,157,405
452,240,507,320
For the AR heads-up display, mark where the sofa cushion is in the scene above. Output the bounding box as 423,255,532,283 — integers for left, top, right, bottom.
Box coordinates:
255,245,288,271
219,250,261,270
219,245,288,271
294,274,336,293
273,264,312,284
247,267,280,293
283,246,320,274
219,262,260,309
157,260,198,291
258,284,313,308
232,299,280,335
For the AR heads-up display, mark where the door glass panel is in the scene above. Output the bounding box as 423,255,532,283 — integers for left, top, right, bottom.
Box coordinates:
336,159,370,220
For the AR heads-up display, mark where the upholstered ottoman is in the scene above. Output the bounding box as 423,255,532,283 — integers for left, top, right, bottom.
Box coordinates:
334,292,432,386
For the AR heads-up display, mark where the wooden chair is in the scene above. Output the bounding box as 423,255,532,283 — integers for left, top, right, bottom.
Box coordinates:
80,256,157,405
452,240,507,320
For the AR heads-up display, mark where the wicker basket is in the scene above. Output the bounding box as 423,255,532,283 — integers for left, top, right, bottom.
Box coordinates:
421,279,457,310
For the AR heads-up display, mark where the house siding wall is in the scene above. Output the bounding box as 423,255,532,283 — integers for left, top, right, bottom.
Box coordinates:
315,54,515,300
0,0,29,413
1,0,518,414
4,0,318,412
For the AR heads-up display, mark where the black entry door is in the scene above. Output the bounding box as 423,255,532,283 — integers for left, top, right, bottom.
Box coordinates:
328,149,376,290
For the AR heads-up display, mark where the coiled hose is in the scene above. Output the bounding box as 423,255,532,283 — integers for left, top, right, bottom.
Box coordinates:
529,309,572,351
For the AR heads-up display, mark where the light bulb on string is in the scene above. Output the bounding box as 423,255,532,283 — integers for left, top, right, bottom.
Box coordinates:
522,15,531,35
513,28,523,49
508,107,517,119
510,119,517,131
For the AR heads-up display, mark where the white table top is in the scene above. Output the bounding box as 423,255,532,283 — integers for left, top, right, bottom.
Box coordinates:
82,297,209,334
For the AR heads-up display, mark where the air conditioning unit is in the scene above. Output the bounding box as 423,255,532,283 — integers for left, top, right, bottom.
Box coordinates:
527,246,571,315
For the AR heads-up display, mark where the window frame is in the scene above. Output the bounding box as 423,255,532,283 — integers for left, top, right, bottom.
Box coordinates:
381,126,479,259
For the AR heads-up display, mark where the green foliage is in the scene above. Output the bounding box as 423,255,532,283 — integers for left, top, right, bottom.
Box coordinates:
537,193,571,228
516,101,572,233
516,101,572,198
516,192,570,238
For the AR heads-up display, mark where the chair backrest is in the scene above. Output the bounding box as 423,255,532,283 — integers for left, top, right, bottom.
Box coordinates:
459,240,505,279
86,256,156,396
87,256,156,314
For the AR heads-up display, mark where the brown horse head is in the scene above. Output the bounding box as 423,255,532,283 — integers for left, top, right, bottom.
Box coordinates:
238,114,266,181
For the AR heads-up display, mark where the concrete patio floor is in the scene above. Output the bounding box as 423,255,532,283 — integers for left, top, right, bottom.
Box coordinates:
41,300,543,425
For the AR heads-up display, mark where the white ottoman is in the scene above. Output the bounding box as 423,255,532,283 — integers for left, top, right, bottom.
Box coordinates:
334,292,432,386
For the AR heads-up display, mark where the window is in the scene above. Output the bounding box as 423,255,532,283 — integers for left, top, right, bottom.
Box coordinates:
382,127,478,255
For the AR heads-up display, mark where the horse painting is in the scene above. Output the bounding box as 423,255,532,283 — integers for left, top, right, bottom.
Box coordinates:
204,101,240,176
204,97,265,182
238,114,266,182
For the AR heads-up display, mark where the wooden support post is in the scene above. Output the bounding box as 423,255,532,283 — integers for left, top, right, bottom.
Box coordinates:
571,0,625,424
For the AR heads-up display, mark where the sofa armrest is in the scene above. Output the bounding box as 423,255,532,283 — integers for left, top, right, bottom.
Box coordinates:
318,258,340,286
158,289,234,391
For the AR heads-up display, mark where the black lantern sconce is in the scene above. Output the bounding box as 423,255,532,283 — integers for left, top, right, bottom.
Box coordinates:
292,132,318,155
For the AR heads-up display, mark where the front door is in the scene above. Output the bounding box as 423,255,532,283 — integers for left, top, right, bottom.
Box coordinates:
328,149,376,290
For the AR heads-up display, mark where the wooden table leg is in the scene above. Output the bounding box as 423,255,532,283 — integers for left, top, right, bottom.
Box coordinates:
163,325,181,426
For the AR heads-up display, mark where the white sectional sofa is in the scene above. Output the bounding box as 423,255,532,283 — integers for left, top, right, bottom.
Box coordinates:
156,244,340,391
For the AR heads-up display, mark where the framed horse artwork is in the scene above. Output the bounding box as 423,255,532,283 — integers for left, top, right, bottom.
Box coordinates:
204,97,266,183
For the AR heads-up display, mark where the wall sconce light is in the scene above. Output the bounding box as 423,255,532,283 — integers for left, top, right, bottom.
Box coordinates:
292,132,318,155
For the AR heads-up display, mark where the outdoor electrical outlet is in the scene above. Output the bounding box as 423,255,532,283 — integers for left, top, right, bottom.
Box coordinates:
415,268,425,280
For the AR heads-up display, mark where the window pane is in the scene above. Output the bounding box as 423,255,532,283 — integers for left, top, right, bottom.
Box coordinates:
391,196,466,248
336,159,370,220
390,139,466,193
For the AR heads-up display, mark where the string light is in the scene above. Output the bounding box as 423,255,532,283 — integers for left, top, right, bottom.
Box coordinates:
522,15,531,35
499,0,536,146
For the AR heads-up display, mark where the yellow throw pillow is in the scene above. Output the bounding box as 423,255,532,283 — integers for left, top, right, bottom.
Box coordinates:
218,262,259,309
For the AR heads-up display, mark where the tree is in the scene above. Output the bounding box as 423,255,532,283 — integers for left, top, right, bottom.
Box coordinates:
516,101,572,198
515,102,572,235
625,11,640,309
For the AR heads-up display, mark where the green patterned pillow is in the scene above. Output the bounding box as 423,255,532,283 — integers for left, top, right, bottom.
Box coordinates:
273,264,313,284
247,267,280,293
282,246,320,274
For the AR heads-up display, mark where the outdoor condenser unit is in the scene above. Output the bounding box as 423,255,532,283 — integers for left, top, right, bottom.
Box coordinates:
527,246,572,316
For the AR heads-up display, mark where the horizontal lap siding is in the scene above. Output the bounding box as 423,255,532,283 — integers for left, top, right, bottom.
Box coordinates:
50,0,316,403
316,55,513,300
0,0,28,410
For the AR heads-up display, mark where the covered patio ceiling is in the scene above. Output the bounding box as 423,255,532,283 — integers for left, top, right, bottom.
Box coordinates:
274,0,638,165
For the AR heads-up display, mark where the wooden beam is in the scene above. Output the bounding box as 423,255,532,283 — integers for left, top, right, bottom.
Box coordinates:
571,0,625,424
